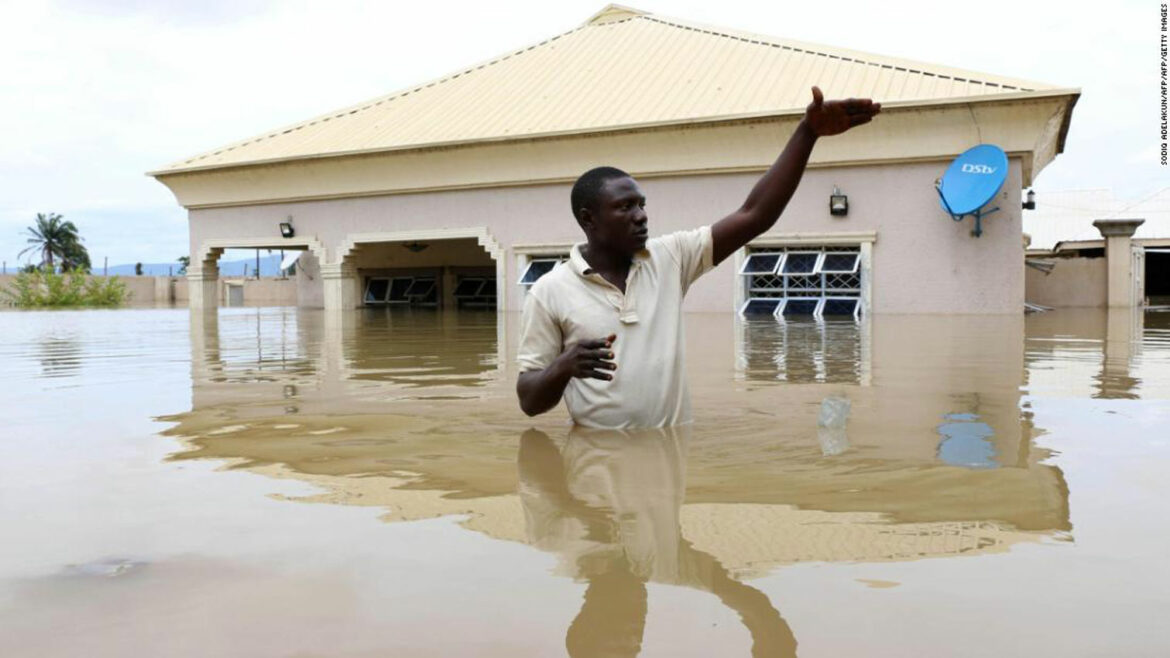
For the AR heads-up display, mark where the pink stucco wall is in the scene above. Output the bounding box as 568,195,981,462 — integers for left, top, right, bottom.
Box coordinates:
1025,257,1107,307
188,158,1024,314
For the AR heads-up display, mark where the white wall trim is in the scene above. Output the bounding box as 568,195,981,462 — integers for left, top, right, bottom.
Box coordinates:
190,236,327,278
748,231,877,247
512,242,577,255
338,227,503,263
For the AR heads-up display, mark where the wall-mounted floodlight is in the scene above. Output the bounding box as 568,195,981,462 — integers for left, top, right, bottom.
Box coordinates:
279,217,295,238
403,241,429,253
829,186,848,216
1022,189,1036,210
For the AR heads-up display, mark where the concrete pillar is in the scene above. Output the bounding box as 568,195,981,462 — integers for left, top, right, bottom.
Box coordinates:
188,306,220,398
321,263,358,311
322,306,355,385
1093,219,1144,307
1096,308,1142,399
187,264,219,309
441,266,457,310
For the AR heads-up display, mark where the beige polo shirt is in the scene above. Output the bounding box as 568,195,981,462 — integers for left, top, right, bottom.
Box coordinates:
517,225,716,429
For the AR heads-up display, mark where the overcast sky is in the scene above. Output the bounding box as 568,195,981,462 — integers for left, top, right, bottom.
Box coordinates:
0,0,1159,267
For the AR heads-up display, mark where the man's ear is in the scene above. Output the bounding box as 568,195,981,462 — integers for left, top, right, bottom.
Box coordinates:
576,207,595,234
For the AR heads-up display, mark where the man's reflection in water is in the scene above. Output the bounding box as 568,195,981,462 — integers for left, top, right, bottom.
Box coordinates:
518,425,797,657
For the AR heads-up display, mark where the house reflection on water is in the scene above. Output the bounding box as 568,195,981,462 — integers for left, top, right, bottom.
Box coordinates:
172,309,1169,557
156,306,1170,652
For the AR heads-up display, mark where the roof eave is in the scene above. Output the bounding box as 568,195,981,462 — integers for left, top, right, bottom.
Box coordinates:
147,88,1081,179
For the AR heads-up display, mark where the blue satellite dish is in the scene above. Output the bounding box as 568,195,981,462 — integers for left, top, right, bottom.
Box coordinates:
935,144,1007,237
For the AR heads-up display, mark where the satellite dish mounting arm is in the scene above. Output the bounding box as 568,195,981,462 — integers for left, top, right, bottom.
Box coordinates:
935,178,1000,238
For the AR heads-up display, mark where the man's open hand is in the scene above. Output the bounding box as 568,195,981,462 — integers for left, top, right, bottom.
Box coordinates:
556,333,617,381
803,85,881,137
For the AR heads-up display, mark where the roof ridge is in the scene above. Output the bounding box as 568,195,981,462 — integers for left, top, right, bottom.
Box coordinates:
171,23,589,169
637,13,1045,92
584,3,648,25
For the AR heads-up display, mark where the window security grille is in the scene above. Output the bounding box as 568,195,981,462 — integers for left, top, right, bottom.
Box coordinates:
738,247,862,319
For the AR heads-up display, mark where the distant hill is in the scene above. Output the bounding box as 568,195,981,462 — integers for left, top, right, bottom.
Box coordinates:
104,254,285,277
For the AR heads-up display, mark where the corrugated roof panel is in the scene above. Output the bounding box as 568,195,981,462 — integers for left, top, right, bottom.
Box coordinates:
726,41,778,112
153,5,1069,174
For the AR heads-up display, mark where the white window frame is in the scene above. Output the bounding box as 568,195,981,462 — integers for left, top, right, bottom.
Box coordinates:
386,276,415,304
363,277,391,304
404,278,436,300
816,296,862,320
775,297,822,319
513,245,573,297
518,257,565,287
817,252,861,274
452,277,486,299
738,252,783,276
737,297,783,317
731,232,875,318
779,251,823,276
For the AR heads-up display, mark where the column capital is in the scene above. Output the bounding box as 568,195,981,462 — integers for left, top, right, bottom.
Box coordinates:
1093,218,1145,238
319,263,356,280
186,267,217,282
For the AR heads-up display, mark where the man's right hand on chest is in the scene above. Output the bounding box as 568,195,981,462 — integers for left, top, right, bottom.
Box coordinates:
554,333,618,382
517,333,617,417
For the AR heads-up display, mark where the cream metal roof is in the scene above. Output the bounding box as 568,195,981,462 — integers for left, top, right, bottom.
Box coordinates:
152,4,1073,176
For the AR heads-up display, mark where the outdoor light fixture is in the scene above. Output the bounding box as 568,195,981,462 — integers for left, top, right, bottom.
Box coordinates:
829,186,849,216
1022,189,1036,210
403,241,429,253
279,217,295,238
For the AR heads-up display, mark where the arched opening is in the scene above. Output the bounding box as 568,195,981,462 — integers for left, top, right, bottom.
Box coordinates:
334,229,504,313
189,238,326,309
349,237,496,311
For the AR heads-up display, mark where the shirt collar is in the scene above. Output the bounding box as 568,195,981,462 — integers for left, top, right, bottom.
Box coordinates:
569,241,651,277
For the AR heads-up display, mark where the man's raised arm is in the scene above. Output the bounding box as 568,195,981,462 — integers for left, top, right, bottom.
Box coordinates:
710,86,881,266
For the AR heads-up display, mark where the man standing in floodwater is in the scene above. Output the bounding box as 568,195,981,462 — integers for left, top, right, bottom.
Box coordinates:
517,86,880,429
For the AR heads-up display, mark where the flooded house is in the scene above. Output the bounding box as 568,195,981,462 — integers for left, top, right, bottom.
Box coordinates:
1024,187,1170,308
149,4,1079,316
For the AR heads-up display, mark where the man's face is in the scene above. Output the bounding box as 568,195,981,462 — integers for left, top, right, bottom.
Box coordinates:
583,176,649,256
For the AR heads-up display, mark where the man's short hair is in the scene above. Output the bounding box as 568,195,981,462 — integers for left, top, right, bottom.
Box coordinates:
570,166,631,221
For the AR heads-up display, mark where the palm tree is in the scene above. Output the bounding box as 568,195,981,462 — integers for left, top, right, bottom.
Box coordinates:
19,213,87,272
60,237,90,272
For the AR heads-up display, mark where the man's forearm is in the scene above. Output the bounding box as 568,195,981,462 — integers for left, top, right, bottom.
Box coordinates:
517,359,572,416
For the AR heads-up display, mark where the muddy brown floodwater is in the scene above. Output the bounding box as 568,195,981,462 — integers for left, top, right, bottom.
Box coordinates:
0,307,1168,657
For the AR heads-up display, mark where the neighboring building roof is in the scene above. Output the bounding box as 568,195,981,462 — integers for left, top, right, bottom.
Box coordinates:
1024,187,1170,250
151,3,1071,175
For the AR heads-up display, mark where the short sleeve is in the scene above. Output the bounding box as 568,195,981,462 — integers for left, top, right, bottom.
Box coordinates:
516,291,563,373
659,225,715,291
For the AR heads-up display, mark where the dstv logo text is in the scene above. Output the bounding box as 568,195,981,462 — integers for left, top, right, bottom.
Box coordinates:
961,163,997,174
